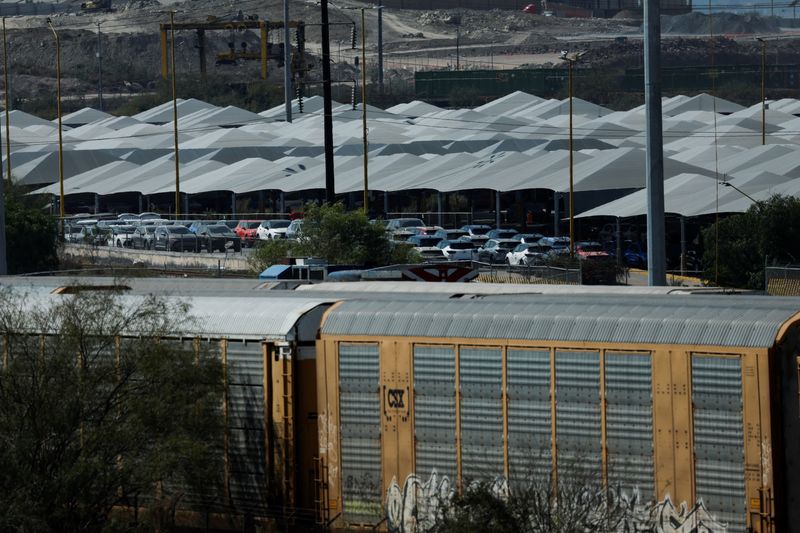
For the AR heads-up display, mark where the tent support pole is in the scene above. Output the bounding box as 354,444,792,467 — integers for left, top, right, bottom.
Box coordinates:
383,191,389,218
138,194,142,214
495,191,500,228
680,215,686,276
94,194,100,215
553,192,560,236
231,193,236,217
437,192,443,227
616,216,622,268
279,192,285,215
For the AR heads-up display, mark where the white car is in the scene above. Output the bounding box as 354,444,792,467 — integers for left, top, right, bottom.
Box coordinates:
506,243,550,266
107,225,137,248
256,219,292,240
438,240,475,261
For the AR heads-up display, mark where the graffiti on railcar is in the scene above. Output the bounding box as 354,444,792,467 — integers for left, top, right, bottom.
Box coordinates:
386,470,454,533
649,496,728,533
385,472,728,533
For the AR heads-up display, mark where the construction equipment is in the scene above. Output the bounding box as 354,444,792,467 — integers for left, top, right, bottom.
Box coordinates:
80,0,113,13
158,18,304,80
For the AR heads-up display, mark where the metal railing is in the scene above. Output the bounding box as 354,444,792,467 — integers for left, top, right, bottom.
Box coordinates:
765,266,800,296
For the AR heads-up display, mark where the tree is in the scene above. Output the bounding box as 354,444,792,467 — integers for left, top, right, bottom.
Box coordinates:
427,464,640,533
702,194,800,289
4,182,58,274
249,202,419,272
0,287,225,531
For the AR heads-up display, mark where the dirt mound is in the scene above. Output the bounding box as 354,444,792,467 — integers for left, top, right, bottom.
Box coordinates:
661,12,781,35
613,9,642,20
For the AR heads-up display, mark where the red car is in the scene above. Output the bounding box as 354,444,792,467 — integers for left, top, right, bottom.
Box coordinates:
234,220,262,247
576,241,610,260
523,3,538,13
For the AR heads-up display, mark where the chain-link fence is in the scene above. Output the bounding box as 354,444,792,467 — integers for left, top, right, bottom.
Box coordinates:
476,263,582,285
765,266,800,296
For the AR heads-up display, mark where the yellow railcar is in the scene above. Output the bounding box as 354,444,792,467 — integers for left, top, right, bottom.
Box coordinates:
314,293,800,532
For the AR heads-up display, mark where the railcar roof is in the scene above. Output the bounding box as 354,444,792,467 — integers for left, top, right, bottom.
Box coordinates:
321,294,800,348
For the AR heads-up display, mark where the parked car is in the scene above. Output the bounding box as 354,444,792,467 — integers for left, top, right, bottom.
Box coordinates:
414,247,446,263
407,235,443,248
286,219,304,240
188,220,213,234
132,225,157,250
506,242,549,266
433,229,468,241
575,241,610,260
477,238,518,263
512,232,544,244
458,234,489,248
138,212,161,221
108,225,137,248
197,224,242,252
64,224,83,243
437,240,475,261
459,224,491,237
78,226,102,245
386,218,424,233
117,213,139,222
256,219,292,240
624,242,647,269
219,220,239,230
153,225,199,252
538,236,570,252
486,228,519,239
412,226,444,236
234,220,261,247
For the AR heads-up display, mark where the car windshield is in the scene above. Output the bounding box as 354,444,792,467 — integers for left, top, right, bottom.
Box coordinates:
495,231,517,239
208,226,229,234
116,226,136,232
469,227,489,235
168,226,191,234
448,242,472,250
399,219,424,228
144,226,157,233
415,237,441,247
270,220,291,228
579,243,603,252
245,222,260,229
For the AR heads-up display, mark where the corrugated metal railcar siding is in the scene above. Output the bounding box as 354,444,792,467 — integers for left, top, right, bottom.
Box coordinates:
226,341,269,513
339,343,382,523
555,350,602,485
459,347,504,481
692,355,747,533
507,349,552,486
605,352,654,502
413,345,458,482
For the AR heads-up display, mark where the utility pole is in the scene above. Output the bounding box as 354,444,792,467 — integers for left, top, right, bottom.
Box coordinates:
0,111,6,276
644,0,666,285
283,0,292,123
167,10,181,217
96,21,103,111
321,0,335,203
377,0,383,94
360,8,368,213
3,17,10,182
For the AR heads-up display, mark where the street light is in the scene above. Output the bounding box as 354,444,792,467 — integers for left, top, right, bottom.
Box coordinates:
720,180,761,206
360,7,369,213
46,18,64,231
560,49,587,259
756,37,767,146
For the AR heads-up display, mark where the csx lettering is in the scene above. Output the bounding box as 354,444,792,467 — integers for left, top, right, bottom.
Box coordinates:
387,389,405,409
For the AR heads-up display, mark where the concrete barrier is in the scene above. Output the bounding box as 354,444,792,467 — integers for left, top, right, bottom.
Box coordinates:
61,243,251,274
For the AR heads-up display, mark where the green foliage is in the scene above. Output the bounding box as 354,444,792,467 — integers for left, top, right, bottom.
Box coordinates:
248,237,294,273
702,194,800,289
0,288,225,532
4,182,59,274
248,203,420,273
429,469,637,533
